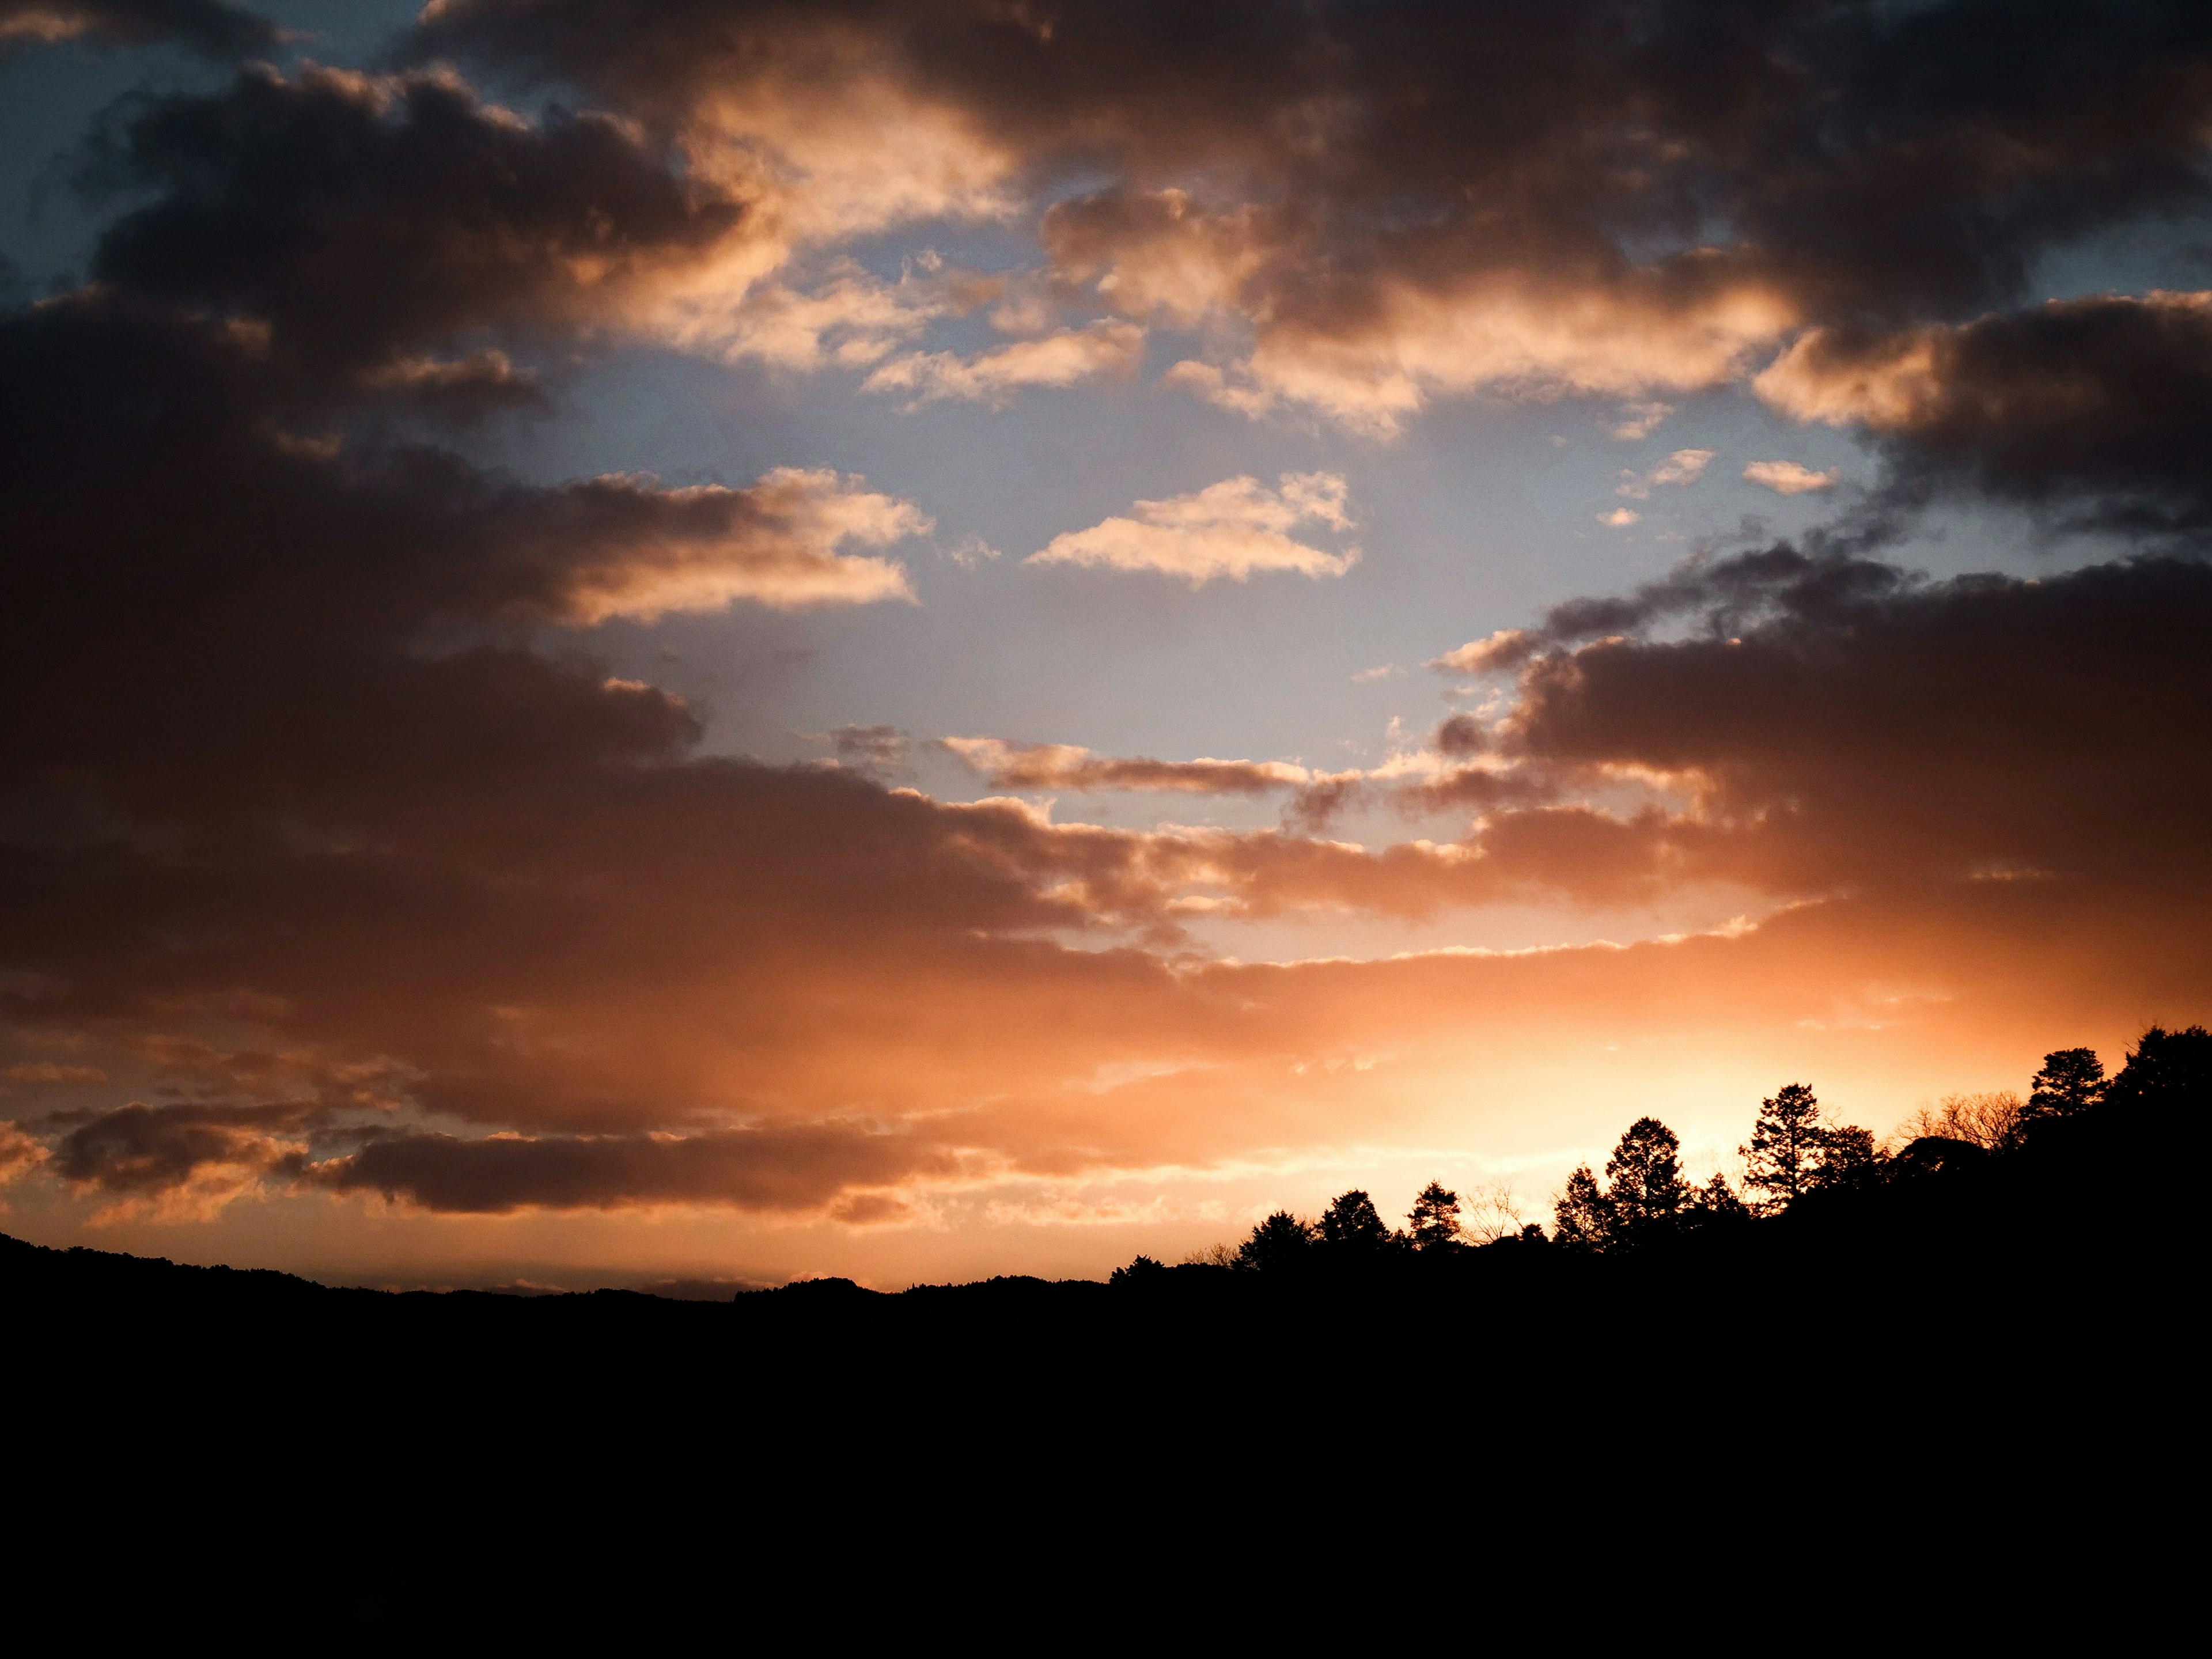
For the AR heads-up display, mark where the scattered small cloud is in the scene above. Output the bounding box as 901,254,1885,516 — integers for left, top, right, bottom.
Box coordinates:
1743,459,1840,495
863,320,1145,408
942,533,1001,567
1610,401,1674,440
1617,447,1714,497
812,724,912,775
1599,507,1641,527
1029,471,1359,584
1352,664,1402,684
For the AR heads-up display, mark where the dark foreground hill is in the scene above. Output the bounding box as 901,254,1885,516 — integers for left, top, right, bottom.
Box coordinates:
5,1046,2196,1641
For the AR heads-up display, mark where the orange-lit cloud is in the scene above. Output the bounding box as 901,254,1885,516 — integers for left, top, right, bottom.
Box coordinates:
942,738,1311,795
400,0,2212,437
546,469,927,622
5,0,2212,1286
0,0,270,55
1743,460,1839,495
1030,472,1358,582
862,319,1145,407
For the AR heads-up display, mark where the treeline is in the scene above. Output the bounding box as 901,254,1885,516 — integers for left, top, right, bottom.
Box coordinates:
1115,1022,2211,1279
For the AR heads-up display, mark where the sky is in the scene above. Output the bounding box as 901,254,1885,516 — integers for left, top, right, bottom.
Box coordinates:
3,0,2210,1291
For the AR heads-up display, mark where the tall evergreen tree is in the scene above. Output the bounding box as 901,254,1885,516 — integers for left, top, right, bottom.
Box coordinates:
1406,1181,1463,1249
1551,1165,1613,1251
1319,1189,1396,1249
1235,1210,1316,1272
2025,1048,2105,1123
1604,1117,1691,1232
1741,1083,1824,1213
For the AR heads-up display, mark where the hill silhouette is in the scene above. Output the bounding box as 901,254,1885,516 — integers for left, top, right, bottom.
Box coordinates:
9,1026,2195,1641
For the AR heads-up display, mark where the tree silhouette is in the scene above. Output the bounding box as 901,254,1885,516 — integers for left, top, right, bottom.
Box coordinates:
1808,1123,1883,1191
1552,1165,1613,1251
1741,1083,1824,1213
2100,1024,2212,1117
2025,1048,2105,1123
1320,1189,1397,1250
1235,1210,1316,1272
1604,1117,1691,1232
1406,1181,1463,1249
1690,1173,1749,1219
1895,1091,2024,1152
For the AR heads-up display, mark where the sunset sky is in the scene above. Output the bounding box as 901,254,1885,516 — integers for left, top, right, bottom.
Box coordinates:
3,0,2209,1291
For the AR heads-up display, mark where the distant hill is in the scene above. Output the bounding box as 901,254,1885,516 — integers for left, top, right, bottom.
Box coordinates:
6,1032,2193,1640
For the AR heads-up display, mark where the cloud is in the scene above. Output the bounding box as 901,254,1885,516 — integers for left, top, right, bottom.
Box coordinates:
46,1101,312,1220
1431,630,1535,676
358,349,546,423
1611,402,1674,441
6,0,2212,1251
687,256,1009,371
86,63,753,381
1757,293,2212,532
307,1123,963,1215
943,738,1310,795
1617,448,1714,497
861,319,1145,407
1743,461,1840,496
1040,187,1275,327
1029,472,1359,583
1598,508,1641,527
816,724,912,774
540,469,927,622
1649,449,1713,486
414,1,2212,436
0,1121,47,1185
0,0,272,57
3,1062,107,1085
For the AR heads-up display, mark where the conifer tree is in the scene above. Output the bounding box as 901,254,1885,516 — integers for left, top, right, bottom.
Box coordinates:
1234,1210,1316,1271
1319,1189,1396,1249
1604,1117,1691,1232
1741,1083,1824,1213
1551,1165,1613,1251
1406,1181,1463,1249
2024,1047,2105,1122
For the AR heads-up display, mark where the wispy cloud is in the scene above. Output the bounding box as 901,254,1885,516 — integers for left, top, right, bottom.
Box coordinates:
1029,472,1358,584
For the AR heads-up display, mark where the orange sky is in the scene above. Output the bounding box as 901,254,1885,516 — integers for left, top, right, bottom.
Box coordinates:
3,0,2210,1289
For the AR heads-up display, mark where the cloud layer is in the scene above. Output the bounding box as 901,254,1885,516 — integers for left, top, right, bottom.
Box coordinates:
408,0,2212,429
2,2,2210,1270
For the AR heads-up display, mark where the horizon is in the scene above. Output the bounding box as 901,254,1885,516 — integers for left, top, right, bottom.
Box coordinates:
3,0,2210,1294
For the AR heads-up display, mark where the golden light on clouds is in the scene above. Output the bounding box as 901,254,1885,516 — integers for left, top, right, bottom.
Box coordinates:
4,0,2210,1290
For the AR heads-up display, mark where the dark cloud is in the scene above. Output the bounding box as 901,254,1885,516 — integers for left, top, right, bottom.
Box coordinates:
1442,530,1915,673
1494,552,2212,893
82,62,748,381
5,2,2212,1230
1759,293,2212,535
46,1100,311,1202
413,1,2212,423
0,0,274,59
308,1123,959,1214
942,737,1308,795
